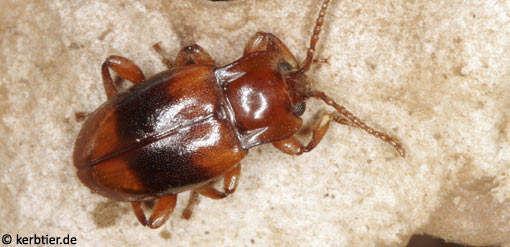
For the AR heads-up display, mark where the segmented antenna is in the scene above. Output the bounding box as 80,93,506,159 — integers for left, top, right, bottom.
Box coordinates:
308,91,406,157
300,0,331,72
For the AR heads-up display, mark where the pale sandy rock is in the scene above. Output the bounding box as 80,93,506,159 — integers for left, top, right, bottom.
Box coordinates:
1,1,509,246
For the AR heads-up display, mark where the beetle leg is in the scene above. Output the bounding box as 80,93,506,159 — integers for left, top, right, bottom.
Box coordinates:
130,194,177,229
181,164,241,219
273,107,405,156
152,42,173,69
101,55,146,99
223,164,241,194
174,44,215,66
153,43,215,68
131,201,148,226
147,194,178,229
243,32,271,55
74,111,90,122
194,184,227,199
244,32,292,56
181,191,199,220
180,185,225,220
243,32,299,69
272,111,333,155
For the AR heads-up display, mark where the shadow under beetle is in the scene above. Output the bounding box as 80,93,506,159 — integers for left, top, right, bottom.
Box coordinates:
73,0,405,229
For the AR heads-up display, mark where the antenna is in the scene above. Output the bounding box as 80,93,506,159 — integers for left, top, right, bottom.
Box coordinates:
300,0,331,72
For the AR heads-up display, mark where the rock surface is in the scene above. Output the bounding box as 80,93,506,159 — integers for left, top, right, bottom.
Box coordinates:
1,1,509,246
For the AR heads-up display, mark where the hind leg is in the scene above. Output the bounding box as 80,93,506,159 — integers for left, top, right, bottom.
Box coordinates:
131,194,178,229
182,164,241,219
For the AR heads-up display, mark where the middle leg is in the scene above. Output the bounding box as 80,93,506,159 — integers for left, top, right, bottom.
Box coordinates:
153,43,215,69
101,55,146,99
181,164,241,219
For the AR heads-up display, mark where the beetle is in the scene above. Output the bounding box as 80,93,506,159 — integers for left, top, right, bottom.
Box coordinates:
73,0,405,229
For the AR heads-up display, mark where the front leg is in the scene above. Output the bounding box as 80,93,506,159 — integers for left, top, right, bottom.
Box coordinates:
274,106,405,157
273,108,405,156
272,112,333,155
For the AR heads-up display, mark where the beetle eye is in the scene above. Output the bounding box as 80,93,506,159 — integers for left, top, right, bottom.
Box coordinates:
279,61,292,72
294,102,306,116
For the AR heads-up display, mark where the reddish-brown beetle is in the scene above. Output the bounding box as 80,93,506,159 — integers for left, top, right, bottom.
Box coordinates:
74,0,405,229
